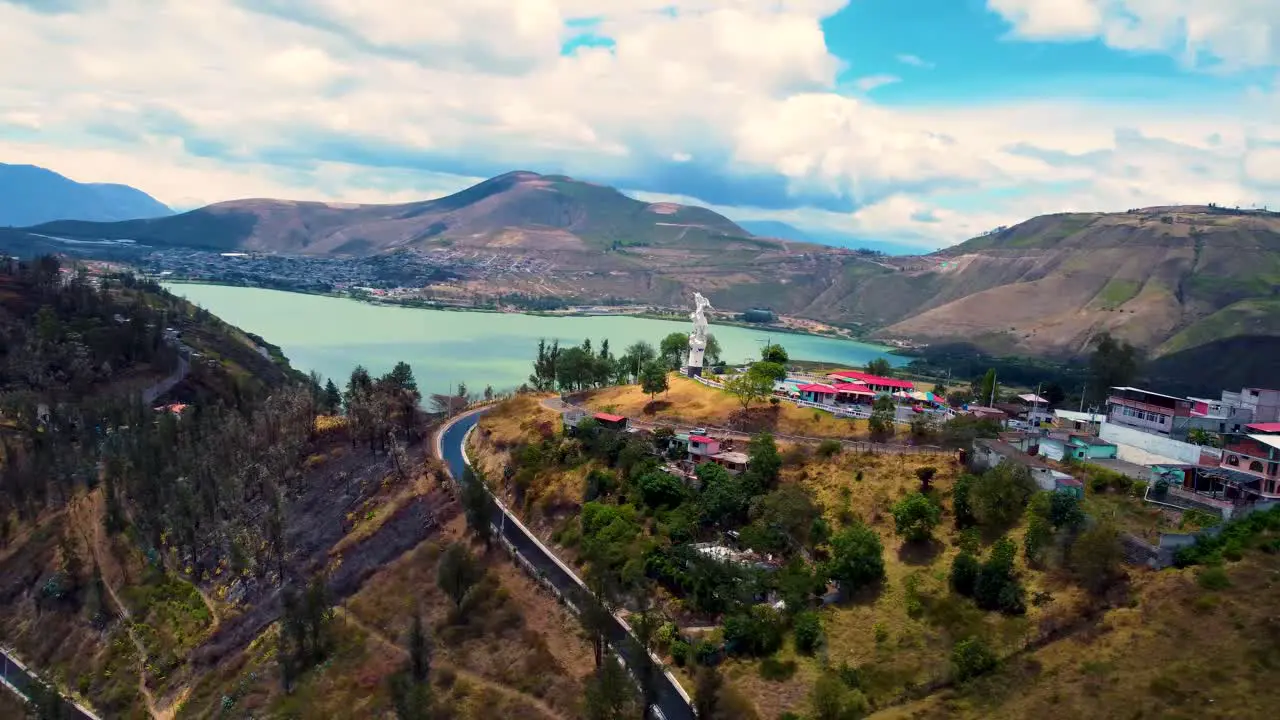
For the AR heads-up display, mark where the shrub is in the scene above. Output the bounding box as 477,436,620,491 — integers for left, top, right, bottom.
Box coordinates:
952,637,998,681
950,552,981,596
723,606,785,657
817,439,843,459
793,611,823,654
1196,566,1231,591
892,492,941,542
759,657,798,681
811,670,870,720
670,640,691,667
693,639,721,666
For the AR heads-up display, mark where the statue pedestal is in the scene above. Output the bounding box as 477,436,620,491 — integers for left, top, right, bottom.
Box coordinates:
687,341,705,378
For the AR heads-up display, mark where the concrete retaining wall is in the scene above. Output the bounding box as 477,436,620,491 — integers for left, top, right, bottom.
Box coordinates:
1100,422,1203,465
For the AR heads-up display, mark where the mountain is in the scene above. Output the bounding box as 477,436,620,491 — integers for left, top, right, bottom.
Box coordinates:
738,219,927,256
30,170,759,255
0,162,172,226
21,171,1280,379
865,206,1280,358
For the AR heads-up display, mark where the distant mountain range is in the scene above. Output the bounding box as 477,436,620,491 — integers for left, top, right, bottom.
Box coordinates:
9,167,1280,390
0,162,173,226
736,219,928,256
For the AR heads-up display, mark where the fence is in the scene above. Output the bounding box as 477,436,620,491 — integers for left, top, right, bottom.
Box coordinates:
449,415,694,714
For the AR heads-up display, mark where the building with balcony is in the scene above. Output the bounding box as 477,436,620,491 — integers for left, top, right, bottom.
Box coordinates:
1106,386,1193,438
1220,431,1280,497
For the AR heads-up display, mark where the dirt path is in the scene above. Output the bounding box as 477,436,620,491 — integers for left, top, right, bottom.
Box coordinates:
75,492,188,720
334,608,568,720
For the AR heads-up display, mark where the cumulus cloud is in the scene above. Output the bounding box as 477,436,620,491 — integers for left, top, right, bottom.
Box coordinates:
987,0,1280,70
0,0,1275,249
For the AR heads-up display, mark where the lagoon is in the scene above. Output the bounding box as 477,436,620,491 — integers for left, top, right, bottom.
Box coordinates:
163,284,903,397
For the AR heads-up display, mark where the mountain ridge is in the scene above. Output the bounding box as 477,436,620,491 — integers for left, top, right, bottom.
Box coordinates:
0,162,173,226
13,171,1280,385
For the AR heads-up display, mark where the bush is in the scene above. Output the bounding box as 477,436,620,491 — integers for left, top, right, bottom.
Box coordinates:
812,670,870,720
952,637,998,681
670,640,691,667
759,657,798,681
724,605,785,657
817,439,843,459
892,492,941,542
694,639,721,666
1196,566,1231,591
950,552,980,596
793,611,823,654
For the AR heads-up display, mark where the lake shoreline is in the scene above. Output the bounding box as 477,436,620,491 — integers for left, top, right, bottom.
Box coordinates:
159,279,892,348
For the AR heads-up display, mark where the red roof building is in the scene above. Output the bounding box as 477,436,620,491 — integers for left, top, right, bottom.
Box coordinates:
688,434,715,444
1245,422,1280,434
594,412,625,423
797,383,838,394
827,370,914,392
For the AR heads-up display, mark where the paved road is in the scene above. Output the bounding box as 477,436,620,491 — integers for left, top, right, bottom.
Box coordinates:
438,410,693,720
1,647,97,719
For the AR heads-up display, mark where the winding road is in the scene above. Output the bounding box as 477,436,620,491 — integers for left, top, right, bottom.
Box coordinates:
1,647,98,719
436,409,693,720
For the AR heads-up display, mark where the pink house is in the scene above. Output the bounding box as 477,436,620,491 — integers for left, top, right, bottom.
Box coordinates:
827,370,914,394
688,435,721,459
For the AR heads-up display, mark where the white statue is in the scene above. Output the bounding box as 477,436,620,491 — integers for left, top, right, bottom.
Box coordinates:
686,292,713,376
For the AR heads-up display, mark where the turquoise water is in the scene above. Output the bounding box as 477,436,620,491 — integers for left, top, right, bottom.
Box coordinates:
163,284,903,397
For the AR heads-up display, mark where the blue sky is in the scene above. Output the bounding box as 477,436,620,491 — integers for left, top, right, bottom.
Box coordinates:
0,0,1277,250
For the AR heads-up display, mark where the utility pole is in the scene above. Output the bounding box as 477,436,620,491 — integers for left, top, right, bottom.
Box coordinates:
1079,385,1087,413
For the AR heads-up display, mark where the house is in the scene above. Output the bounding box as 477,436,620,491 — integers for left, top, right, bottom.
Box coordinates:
971,438,1081,494
1015,393,1055,426
1219,430,1280,497
965,406,1008,423
710,450,749,474
688,435,721,461
1106,386,1193,437
593,412,629,431
798,383,839,405
1039,432,1118,462
826,370,914,394
1054,409,1105,434
1222,387,1280,425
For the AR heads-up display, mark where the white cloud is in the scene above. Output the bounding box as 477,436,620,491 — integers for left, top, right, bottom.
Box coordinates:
853,74,900,92
895,53,934,68
987,0,1280,70
0,0,1274,250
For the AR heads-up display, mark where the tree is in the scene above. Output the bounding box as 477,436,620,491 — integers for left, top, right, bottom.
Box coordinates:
793,610,823,654
891,492,941,542
865,358,892,377
694,665,726,720
556,346,596,391
952,474,977,528
384,361,420,398
750,360,787,383
776,556,823,614
1089,332,1139,402
970,462,1036,530
1042,382,1066,407
639,360,669,401
659,331,689,369
705,333,722,365
634,469,688,510
1049,491,1085,531
811,670,870,720
951,637,997,681
530,338,561,391
619,341,657,382
1187,428,1219,447
950,551,980,596
1069,522,1124,594
741,484,822,553
461,468,493,548
436,542,483,608
868,395,895,440
915,466,937,493
742,432,782,492
1023,513,1052,566
973,537,1025,614
696,462,749,525
408,611,431,683
827,522,885,596
322,379,342,414
724,366,774,411
761,342,789,364
978,368,997,406
584,653,639,720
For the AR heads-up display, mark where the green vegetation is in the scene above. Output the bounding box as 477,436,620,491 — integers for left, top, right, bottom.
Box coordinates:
1094,278,1141,309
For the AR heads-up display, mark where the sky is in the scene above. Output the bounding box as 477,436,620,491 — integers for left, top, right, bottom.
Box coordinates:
1,0,1278,251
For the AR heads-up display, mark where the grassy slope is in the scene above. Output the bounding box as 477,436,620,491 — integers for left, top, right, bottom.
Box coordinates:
878,551,1280,719
583,374,872,439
